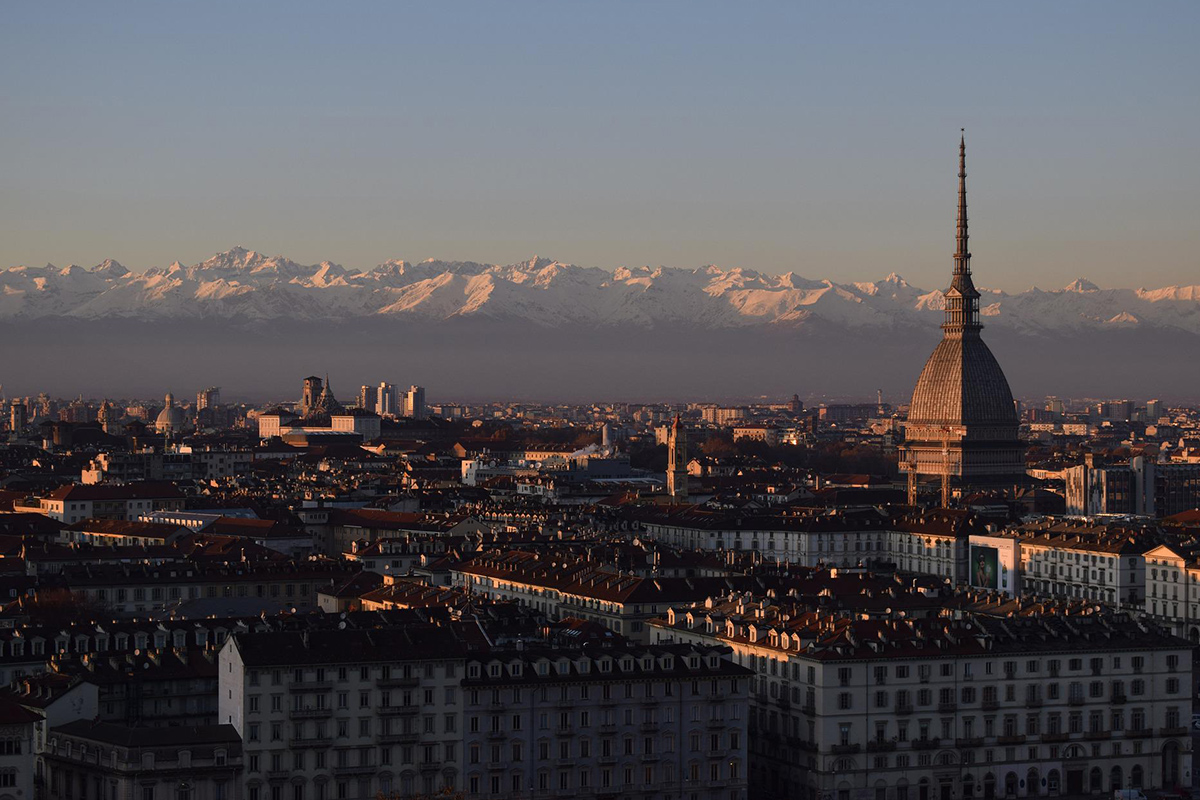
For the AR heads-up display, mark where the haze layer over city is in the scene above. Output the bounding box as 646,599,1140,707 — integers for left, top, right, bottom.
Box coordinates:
1,5,1199,800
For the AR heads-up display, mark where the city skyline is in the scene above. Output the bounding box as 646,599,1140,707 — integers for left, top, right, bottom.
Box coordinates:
3,6,1200,800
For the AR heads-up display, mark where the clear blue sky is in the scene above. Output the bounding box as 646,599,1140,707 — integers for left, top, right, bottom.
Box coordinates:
2,2,1197,291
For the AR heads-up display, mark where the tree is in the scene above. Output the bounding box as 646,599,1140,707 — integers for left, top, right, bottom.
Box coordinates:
701,430,737,458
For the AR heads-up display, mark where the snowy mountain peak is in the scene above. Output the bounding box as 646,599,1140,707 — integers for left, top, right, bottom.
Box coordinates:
1064,277,1100,293
93,259,129,278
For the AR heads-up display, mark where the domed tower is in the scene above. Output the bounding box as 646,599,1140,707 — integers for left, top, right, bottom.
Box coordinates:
899,133,1023,506
155,392,186,435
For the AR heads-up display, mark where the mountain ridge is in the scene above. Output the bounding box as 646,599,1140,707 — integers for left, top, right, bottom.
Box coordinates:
2,246,1199,335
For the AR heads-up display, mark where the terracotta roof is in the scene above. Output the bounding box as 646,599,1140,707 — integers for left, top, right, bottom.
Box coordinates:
46,482,184,502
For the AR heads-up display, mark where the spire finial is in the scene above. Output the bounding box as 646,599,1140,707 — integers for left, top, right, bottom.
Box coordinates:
955,129,969,273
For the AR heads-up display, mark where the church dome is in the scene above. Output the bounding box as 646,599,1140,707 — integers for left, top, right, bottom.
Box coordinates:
155,392,185,434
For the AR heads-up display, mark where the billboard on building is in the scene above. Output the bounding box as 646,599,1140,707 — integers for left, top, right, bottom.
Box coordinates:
970,544,999,590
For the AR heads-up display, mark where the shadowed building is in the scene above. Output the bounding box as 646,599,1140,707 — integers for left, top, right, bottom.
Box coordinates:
900,134,1023,505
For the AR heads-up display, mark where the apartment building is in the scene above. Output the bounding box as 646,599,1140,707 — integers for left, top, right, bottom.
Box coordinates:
452,551,762,642
218,624,482,800
461,643,751,800
652,606,1192,800
27,482,186,524
0,697,39,800
57,560,357,616
1006,521,1153,609
42,722,242,800
1143,543,1200,642
629,507,986,583
1065,456,1200,517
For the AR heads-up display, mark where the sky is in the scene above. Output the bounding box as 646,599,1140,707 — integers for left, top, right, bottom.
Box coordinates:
2,2,1198,293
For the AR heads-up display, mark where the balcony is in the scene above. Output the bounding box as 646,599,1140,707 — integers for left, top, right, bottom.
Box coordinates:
1024,698,1043,709
290,737,333,749
1110,694,1127,705
894,704,914,716
290,707,332,719
1085,730,1111,741
379,705,420,716
378,732,420,744
1159,727,1189,737
801,703,816,716
867,741,896,752
377,676,419,689
1067,697,1085,706
266,770,291,780
912,738,940,750
981,700,999,711
288,680,332,693
997,735,1026,745
332,763,376,775
938,702,958,713
1042,732,1069,743
830,744,861,755
955,738,983,748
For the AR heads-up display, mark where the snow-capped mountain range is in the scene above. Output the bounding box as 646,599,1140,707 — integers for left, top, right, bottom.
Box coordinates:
3,246,1199,333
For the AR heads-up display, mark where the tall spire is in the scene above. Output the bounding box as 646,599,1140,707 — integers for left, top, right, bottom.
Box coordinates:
943,129,981,334
954,129,970,275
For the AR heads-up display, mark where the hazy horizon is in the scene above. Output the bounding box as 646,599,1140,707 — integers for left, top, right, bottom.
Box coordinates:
3,2,1198,294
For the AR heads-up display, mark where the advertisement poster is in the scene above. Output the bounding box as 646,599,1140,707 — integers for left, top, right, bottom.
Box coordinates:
971,545,999,589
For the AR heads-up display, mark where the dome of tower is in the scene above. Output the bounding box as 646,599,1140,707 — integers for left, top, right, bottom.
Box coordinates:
907,335,1018,427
